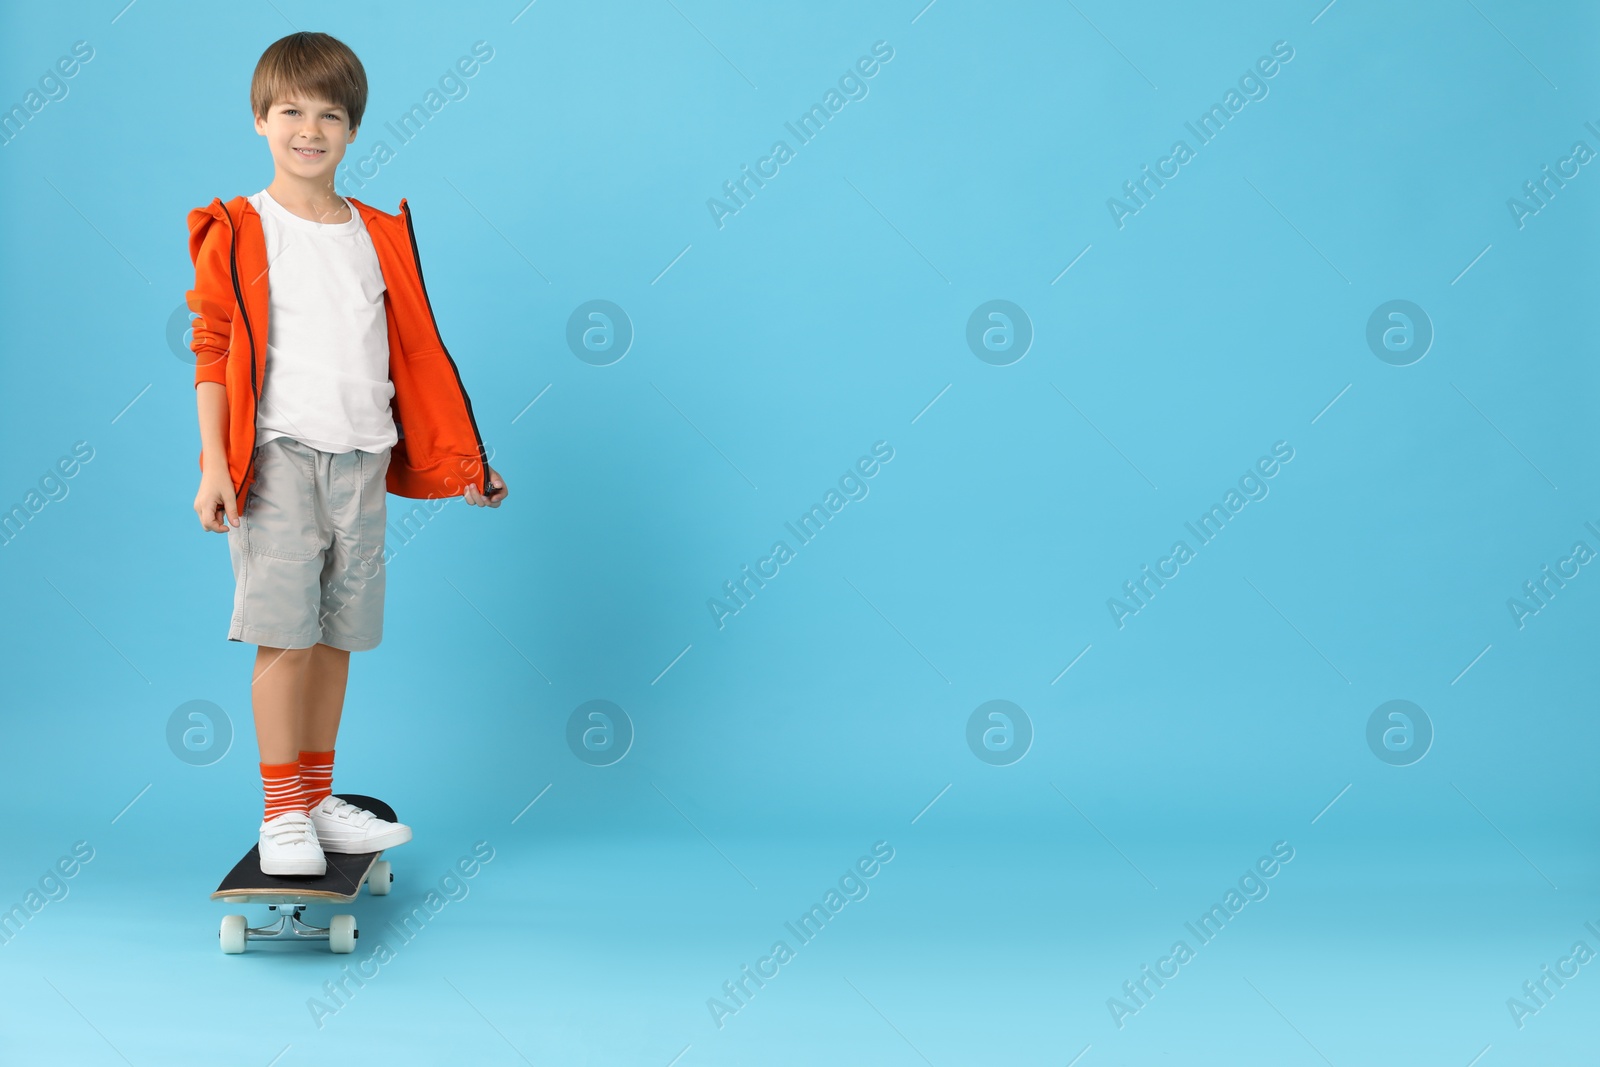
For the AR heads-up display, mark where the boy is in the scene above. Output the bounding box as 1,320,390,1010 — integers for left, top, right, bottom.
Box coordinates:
186,31,507,875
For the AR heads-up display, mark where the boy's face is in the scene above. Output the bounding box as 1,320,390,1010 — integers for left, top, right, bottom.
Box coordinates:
253,93,357,180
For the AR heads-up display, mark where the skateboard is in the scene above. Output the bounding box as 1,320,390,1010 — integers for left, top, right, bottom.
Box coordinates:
213,793,397,954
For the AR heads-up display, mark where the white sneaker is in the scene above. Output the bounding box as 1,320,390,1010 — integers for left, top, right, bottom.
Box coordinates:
309,794,412,854
258,811,327,876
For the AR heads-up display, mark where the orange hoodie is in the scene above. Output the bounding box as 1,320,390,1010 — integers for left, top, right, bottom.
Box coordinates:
186,194,490,510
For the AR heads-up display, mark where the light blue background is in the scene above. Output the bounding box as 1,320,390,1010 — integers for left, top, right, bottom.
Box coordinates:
0,0,1595,1063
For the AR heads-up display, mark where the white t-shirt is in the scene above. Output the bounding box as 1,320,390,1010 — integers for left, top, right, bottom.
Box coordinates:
247,188,398,454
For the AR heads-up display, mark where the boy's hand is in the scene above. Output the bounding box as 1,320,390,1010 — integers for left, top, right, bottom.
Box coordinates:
195,468,239,532
465,466,508,508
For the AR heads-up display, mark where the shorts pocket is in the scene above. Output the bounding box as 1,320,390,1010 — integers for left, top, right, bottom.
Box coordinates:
242,439,322,562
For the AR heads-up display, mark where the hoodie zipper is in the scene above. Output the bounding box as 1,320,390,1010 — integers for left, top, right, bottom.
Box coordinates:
399,199,491,494
218,199,261,494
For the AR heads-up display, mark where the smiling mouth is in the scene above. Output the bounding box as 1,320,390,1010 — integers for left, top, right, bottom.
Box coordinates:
293,146,326,158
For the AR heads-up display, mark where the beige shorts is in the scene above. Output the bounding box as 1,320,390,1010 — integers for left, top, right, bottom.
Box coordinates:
227,435,390,651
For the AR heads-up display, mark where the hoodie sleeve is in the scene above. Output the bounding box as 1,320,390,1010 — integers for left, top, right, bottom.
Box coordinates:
186,203,233,388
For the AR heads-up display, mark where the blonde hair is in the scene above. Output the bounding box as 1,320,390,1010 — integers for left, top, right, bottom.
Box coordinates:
250,32,368,130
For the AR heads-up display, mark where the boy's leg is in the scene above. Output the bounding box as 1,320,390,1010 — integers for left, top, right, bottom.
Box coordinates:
299,643,349,808
228,437,335,873
299,636,409,851
300,642,350,751
252,645,315,764
250,644,326,874
233,435,330,781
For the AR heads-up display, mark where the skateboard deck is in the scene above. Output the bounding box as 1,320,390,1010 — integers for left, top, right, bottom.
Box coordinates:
213,793,396,902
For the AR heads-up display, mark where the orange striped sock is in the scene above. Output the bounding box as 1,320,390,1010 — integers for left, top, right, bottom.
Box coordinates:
299,750,335,810
261,761,304,821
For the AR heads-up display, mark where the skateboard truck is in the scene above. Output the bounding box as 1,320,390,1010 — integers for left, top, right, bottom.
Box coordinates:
226,904,358,950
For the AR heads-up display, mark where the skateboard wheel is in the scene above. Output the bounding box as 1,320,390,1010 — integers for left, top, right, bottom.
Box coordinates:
220,915,248,954
369,860,392,896
329,914,357,954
